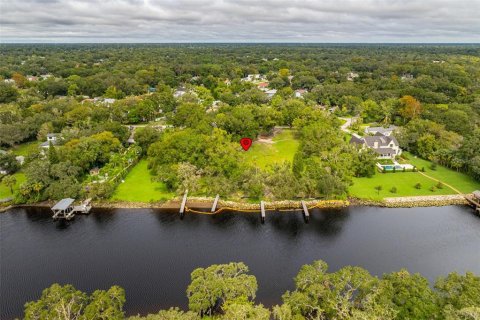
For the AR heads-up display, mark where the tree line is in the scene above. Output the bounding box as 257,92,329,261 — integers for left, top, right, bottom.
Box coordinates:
23,260,480,320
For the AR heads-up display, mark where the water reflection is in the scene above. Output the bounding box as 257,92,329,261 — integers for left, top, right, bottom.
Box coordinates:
309,208,350,236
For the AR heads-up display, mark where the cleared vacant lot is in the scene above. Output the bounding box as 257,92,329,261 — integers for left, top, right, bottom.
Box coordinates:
111,160,174,202
245,129,299,169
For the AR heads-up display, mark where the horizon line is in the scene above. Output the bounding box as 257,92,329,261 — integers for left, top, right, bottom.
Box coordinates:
1,41,480,45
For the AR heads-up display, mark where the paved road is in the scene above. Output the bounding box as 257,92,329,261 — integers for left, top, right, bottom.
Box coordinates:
339,117,358,133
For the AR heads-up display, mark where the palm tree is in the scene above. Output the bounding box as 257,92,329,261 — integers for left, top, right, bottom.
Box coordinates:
3,175,16,194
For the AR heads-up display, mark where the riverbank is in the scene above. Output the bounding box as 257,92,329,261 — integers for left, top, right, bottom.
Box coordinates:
3,193,476,214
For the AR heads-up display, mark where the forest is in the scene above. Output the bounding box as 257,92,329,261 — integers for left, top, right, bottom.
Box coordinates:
0,44,479,202
23,260,480,320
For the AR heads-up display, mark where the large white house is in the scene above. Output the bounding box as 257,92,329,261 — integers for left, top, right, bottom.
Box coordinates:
350,132,402,159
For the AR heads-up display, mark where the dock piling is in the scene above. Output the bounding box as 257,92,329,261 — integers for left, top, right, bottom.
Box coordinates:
180,190,188,219
211,194,220,213
260,201,266,223
301,201,310,223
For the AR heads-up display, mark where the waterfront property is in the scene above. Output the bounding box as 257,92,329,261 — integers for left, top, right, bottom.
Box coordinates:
350,132,402,159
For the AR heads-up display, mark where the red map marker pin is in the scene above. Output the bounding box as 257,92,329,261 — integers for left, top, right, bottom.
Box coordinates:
240,137,252,151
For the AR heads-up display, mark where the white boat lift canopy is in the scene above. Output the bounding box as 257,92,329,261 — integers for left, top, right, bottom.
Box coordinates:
52,198,75,211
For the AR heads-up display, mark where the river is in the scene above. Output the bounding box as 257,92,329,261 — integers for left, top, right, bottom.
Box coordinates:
1,205,479,319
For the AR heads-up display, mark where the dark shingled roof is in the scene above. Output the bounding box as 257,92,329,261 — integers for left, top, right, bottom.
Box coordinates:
349,135,364,145
363,134,398,148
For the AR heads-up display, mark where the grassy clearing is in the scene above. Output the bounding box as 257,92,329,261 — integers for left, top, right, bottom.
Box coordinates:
245,129,299,169
9,141,39,156
111,159,174,202
349,171,457,201
402,152,480,194
0,172,26,199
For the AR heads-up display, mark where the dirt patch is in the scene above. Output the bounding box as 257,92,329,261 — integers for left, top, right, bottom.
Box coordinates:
256,138,274,144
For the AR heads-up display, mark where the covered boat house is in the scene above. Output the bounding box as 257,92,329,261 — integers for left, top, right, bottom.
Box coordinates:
51,198,75,220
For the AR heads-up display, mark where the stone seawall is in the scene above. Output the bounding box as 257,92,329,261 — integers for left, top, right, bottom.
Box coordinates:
382,194,468,208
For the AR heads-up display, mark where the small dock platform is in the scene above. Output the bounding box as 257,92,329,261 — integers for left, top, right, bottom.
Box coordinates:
465,191,480,215
73,198,92,214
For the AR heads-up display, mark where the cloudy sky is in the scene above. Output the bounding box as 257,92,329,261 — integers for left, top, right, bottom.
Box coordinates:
1,0,479,43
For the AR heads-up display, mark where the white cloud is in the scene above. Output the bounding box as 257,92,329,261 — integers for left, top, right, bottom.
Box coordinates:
0,0,479,42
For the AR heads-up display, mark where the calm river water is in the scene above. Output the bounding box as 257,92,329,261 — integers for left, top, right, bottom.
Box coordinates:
1,205,479,319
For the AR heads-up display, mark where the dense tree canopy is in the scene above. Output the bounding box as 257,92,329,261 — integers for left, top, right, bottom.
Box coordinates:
24,261,480,320
0,44,479,203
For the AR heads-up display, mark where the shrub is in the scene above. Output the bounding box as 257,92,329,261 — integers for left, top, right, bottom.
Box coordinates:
392,167,396,173
430,186,437,192
436,182,444,189
374,185,383,194
415,183,422,189
421,167,425,172
430,163,437,171
390,187,397,193
403,167,406,172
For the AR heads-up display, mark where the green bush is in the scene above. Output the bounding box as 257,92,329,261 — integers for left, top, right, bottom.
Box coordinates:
436,182,444,189
430,186,437,192
390,187,397,193
415,183,422,189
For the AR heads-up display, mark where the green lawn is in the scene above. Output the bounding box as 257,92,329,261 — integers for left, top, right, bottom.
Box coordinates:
402,152,480,194
0,172,26,199
9,141,40,156
350,152,480,200
111,159,174,202
245,129,299,169
349,171,458,201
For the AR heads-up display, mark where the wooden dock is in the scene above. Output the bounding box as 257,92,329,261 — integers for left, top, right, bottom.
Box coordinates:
465,192,480,215
301,201,310,223
211,194,220,213
260,201,266,223
180,190,188,219
73,198,92,214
